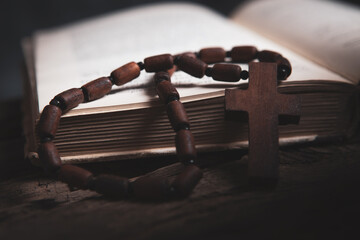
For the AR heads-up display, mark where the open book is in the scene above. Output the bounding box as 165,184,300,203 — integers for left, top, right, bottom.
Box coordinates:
22,0,360,164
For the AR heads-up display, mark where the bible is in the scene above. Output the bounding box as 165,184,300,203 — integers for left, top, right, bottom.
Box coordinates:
22,0,360,164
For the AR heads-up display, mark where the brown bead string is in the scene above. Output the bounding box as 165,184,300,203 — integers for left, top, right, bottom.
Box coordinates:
36,46,291,200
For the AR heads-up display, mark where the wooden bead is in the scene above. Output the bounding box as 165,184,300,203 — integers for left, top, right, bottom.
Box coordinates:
111,62,141,86
131,176,171,200
38,141,62,173
231,46,258,63
175,129,197,164
172,165,203,197
156,80,179,104
167,100,189,131
58,165,93,189
199,47,226,64
37,105,62,139
211,64,242,82
176,55,207,78
257,50,282,62
144,54,174,72
170,52,196,76
92,175,129,198
81,77,112,101
55,88,84,113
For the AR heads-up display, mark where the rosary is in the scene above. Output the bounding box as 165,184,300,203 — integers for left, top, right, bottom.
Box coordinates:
36,46,301,200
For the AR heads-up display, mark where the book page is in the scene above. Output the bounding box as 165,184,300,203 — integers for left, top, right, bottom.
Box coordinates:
34,2,351,113
232,0,360,84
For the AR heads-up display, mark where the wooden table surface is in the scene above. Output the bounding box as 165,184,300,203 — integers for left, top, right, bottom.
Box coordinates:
1,99,359,240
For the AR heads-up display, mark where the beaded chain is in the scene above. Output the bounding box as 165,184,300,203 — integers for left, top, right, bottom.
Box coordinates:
36,46,291,200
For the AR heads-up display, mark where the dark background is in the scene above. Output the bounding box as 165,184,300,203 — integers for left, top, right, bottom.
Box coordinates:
0,2,359,238
0,0,359,101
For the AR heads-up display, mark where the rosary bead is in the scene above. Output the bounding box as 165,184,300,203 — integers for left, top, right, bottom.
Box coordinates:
49,98,61,108
108,75,115,84
171,165,203,197
91,175,130,198
205,67,212,77
156,79,179,104
199,47,226,64
81,77,113,102
55,88,84,113
276,57,292,80
175,129,197,164
167,100,190,131
211,63,242,82
230,46,258,63
111,61,141,86
137,61,145,70
38,141,62,173
240,70,249,80
144,54,174,72
176,55,208,78
131,176,171,200
226,50,231,58
257,50,282,62
167,95,180,103
37,104,62,139
58,165,93,189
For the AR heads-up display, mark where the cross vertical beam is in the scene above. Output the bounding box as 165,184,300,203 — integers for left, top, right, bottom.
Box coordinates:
225,62,301,185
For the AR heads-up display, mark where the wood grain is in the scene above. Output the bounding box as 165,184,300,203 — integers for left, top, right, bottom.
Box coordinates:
144,54,174,72
225,62,301,183
1,99,359,240
37,104,61,139
212,63,242,82
230,46,258,63
176,55,207,78
54,88,84,113
81,77,113,102
199,47,226,64
1,141,360,240
110,62,141,86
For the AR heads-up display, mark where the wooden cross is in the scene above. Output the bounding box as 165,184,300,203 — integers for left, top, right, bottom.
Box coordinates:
225,62,301,185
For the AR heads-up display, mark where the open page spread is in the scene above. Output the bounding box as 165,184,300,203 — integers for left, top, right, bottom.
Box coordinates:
232,0,360,84
34,2,351,113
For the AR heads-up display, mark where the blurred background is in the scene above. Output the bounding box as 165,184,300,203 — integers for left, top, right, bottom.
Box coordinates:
0,0,359,101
